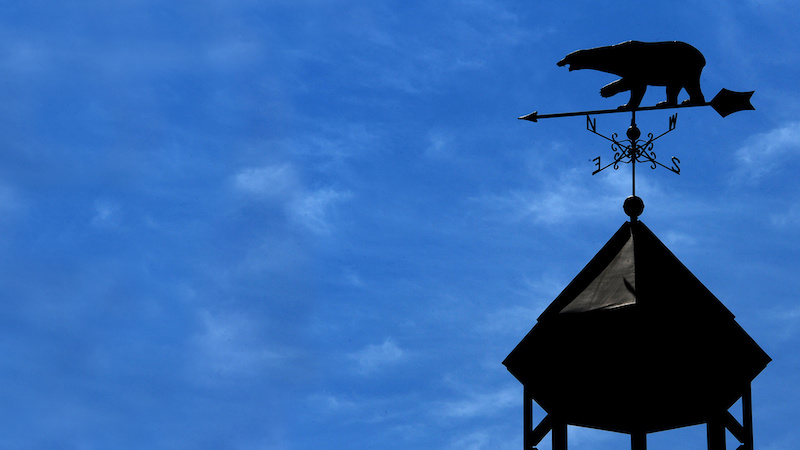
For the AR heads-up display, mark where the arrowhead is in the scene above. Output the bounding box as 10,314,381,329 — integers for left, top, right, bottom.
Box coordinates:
710,89,755,118
519,111,538,122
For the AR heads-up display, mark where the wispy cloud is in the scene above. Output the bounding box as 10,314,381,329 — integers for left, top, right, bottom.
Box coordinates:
340,267,366,288
477,305,540,336
282,122,381,164
90,199,121,228
320,1,543,95
313,393,360,414
191,309,287,381
660,230,699,248
445,431,491,450
205,39,262,68
760,434,800,450
289,187,352,235
234,164,298,198
770,203,800,227
233,163,351,235
470,168,626,226
425,130,456,159
762,305,800,342
436,385,517,419
348,338,405,375
734,121,800,182
0,183,25,218
307,390,424,429
0,40,50,74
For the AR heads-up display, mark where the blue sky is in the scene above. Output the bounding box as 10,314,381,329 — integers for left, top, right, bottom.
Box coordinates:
1,1,799,449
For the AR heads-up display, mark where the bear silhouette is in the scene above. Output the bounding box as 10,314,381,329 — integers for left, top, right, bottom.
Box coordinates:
557,41,706,110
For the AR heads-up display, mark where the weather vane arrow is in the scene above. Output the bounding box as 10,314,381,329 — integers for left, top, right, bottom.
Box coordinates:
519,88,754,122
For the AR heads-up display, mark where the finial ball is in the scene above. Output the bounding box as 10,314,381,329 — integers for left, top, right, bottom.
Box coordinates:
623,195,645,219
627,125,641,141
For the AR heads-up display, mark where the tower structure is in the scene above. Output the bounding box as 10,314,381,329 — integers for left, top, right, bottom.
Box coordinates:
506,41,769,450
503,207,770,449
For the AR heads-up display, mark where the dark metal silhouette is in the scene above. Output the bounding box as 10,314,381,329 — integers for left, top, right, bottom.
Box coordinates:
504,219,771,450
557,41,706,110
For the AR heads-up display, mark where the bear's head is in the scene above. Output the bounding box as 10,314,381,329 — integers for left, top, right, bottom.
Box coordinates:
557,50,587,71
556,55,575,70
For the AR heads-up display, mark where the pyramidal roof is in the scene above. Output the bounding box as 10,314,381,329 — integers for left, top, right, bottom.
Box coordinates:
537,219,733,320
504,220,770,434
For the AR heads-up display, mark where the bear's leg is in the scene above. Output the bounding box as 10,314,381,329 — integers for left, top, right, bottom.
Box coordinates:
658,85,681,107
600,79,629,98
682,79,705,105
622,84,646,110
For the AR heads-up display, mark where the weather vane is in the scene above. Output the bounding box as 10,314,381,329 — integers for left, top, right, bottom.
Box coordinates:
519,41,754,219
506,42,769,450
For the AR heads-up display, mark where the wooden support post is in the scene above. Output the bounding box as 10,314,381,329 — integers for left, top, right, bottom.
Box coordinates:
743,384,754,450
707,415,726,450
524,386,532,449
530,415,553,447
522,387,554,449
552,420,567,450
723,411,746,443
631,432,647,450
